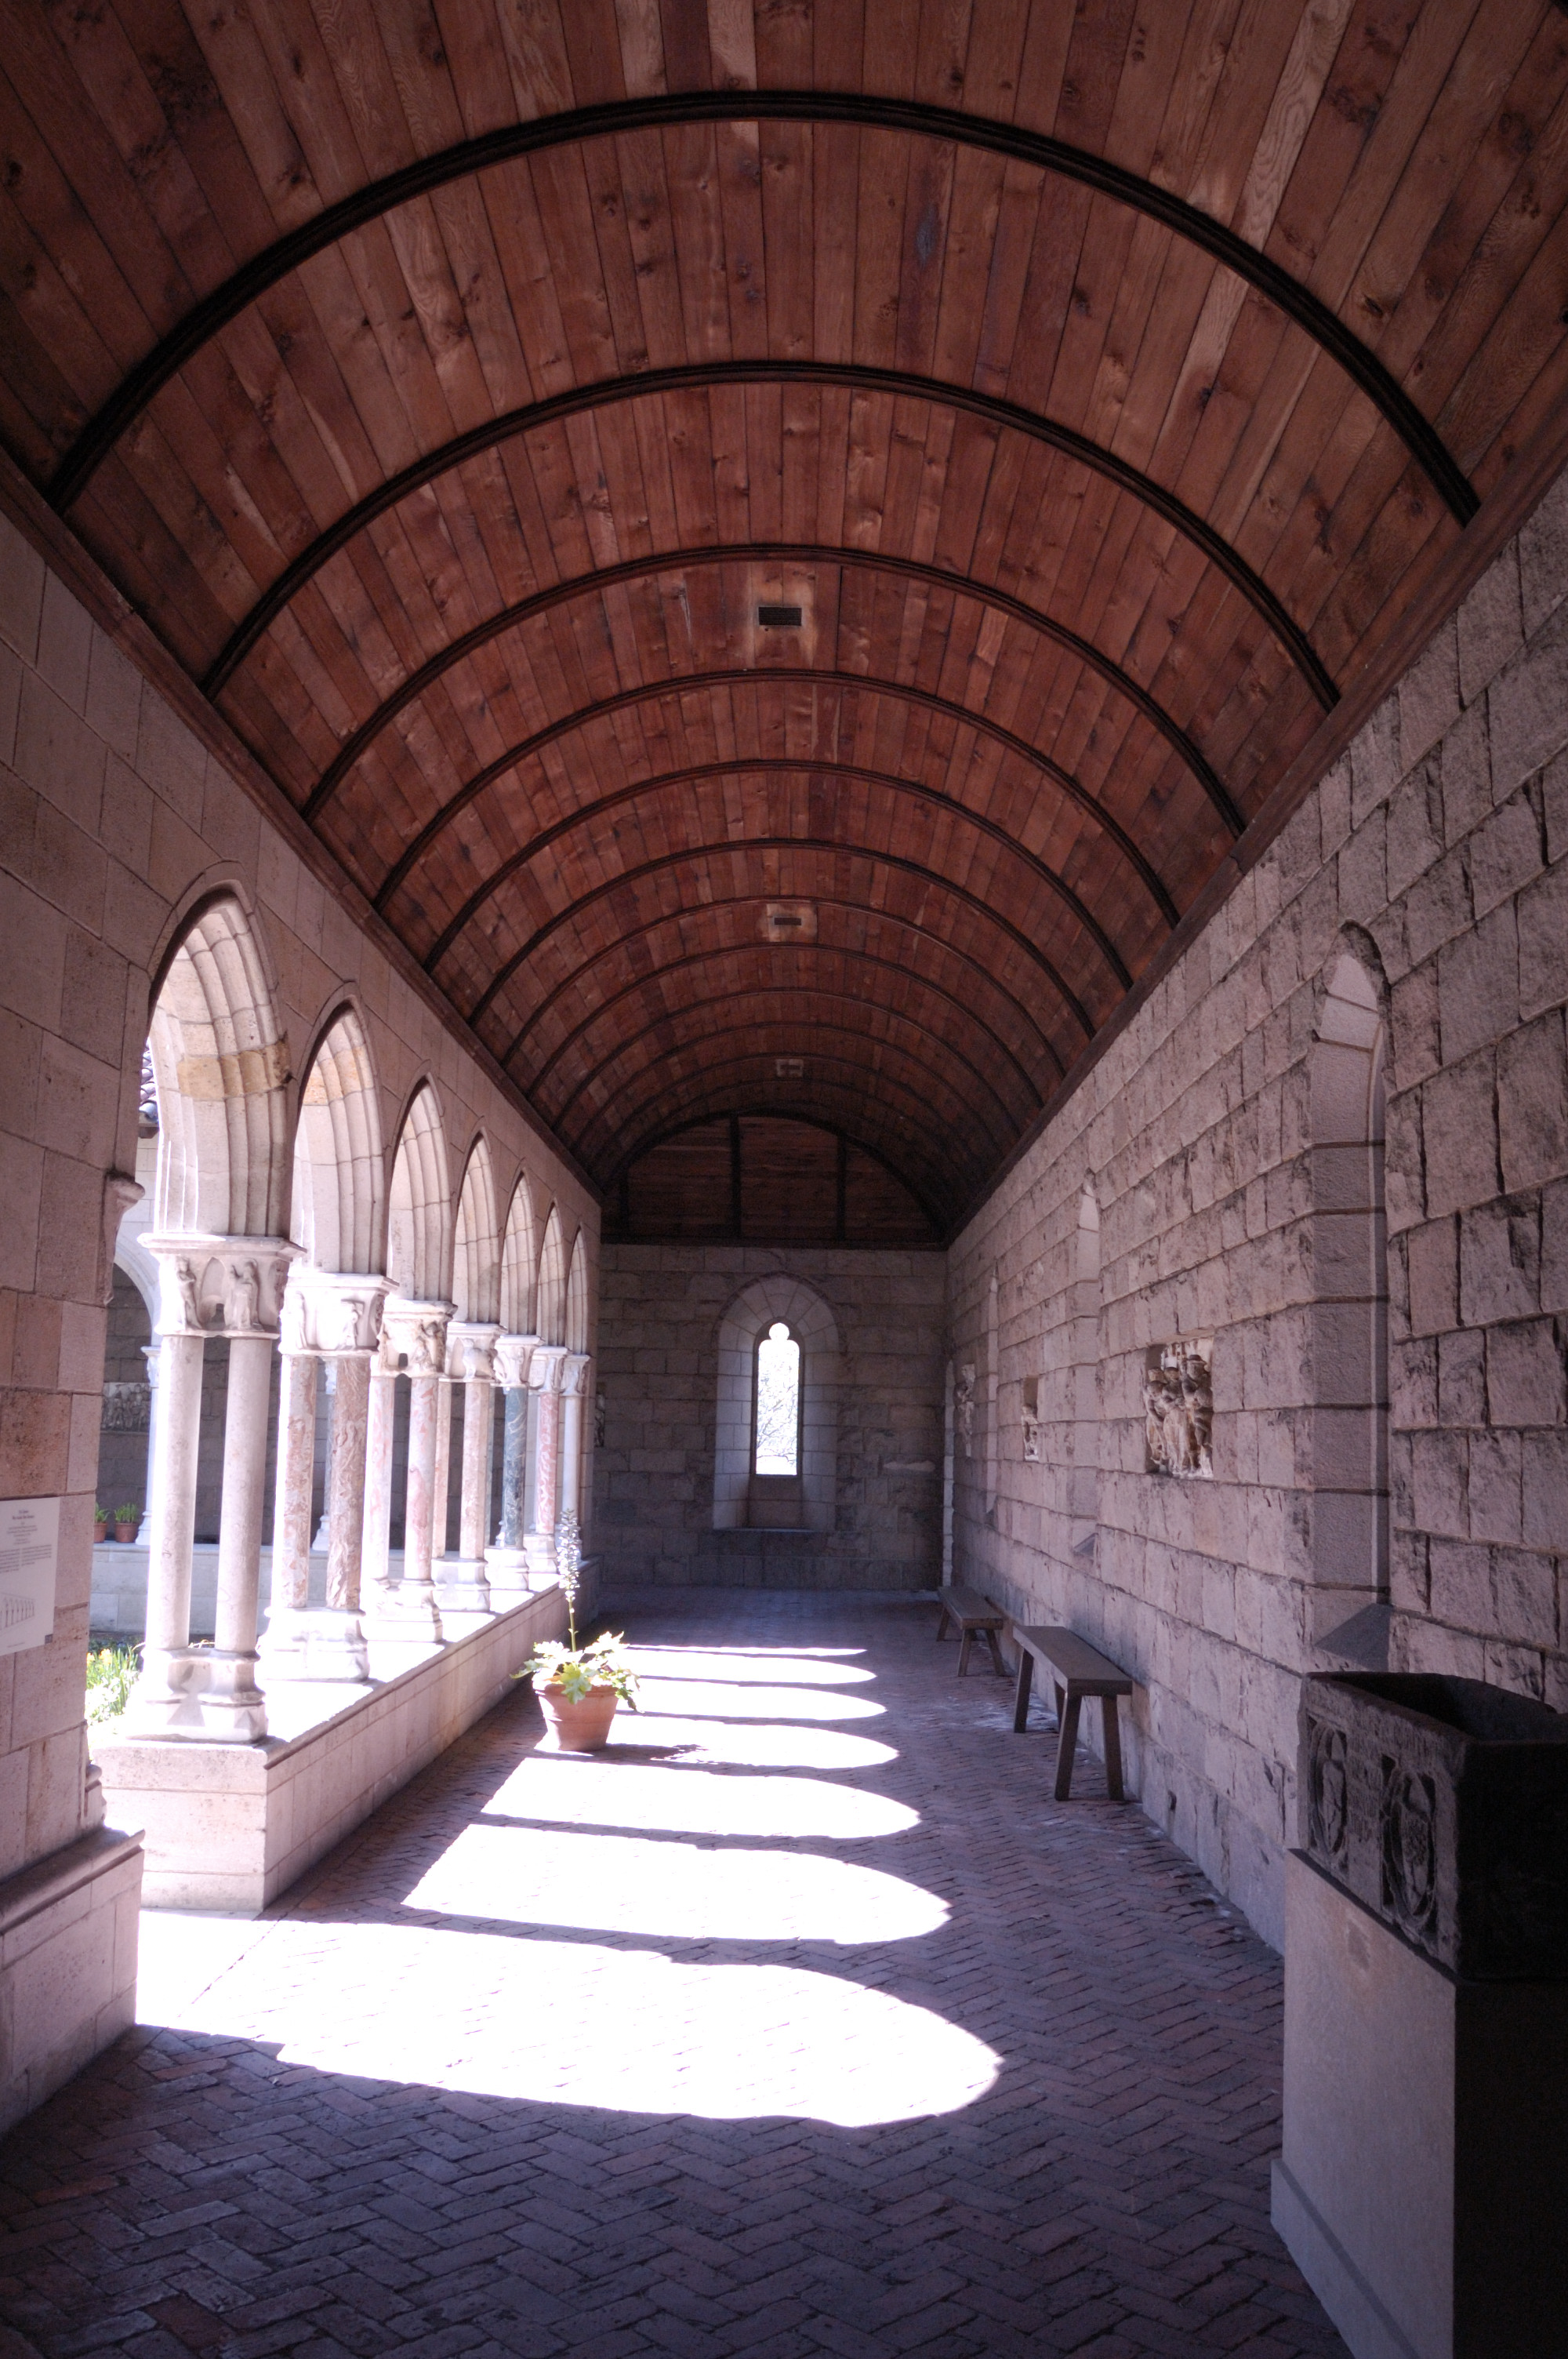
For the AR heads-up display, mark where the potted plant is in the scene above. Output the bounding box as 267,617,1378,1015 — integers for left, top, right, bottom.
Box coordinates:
516,1515,639,1752
112,1502,141,1543
93,1505,109,1543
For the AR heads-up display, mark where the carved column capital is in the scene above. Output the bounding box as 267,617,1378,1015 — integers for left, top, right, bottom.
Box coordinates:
561,1351,593,1398
492,1331,541,1390
528,1343,569,1394
143,1234,299,1339
281,1267,392,1358
447,1319,502,1383
380,1297,455,1376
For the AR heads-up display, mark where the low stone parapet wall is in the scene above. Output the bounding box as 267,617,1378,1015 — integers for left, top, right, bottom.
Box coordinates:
0,1826,143,2133
96,1587,566,1913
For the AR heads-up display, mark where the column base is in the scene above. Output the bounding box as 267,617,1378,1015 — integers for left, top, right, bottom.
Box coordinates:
260,1606,371,1685
363,1582,445,1670
484,1543,537,1600
524,1531,559,1583
434,1558,493,1633
126,1647,267,1743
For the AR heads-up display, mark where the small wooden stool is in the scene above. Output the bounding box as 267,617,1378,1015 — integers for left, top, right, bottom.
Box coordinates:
1011,1625,1133,1800
935,1586,1009,1676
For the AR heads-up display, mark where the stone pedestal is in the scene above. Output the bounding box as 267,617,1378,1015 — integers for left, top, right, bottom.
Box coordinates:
1272,1674,1568,2359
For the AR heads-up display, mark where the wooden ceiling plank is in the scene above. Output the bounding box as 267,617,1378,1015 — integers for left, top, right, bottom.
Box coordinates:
715,115,769,362
758,118,814,362
851,126,911,375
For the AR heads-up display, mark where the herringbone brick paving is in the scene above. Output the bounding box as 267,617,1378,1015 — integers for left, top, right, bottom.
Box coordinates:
0,1592,1345,2357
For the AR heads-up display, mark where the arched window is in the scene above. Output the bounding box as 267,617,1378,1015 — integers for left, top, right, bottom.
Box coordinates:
753,1322,801,1476
713,1278,840,1532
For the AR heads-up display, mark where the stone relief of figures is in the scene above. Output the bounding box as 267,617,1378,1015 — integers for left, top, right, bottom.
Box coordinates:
175,1259,203,1331
1143,1339,1214,1478
955,1364,976,1459
227,1260,262,1332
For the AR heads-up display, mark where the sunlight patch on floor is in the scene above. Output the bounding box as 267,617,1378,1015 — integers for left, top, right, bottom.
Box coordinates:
483,1755,917,1839
405,1822,946,1942
626,1674,885,1721
623,1646,874,1685
600,1714,898,1770
137,1917,997,2127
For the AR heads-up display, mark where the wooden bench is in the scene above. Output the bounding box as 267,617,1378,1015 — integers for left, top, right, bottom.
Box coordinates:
934,1586,1009,1676
1011,1626,1134,1801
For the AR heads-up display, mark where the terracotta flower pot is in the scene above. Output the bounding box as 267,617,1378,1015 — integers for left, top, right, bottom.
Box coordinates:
537,1680,618,1753
113,1523,139,1543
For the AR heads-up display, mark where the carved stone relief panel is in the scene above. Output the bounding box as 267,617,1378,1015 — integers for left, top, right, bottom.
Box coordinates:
1142,1339,1214,1478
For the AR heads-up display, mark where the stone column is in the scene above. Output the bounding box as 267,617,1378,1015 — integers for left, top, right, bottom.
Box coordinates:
361,1351,397,1600
128,1236,296,1739
485,1332,538,1601
373,1298,452,1650
557,1350,591,1550
431,1370,454,1568
437,1321,500,1630
139,1341,161,1543
263,1270,386,1684
525,1344,568,1586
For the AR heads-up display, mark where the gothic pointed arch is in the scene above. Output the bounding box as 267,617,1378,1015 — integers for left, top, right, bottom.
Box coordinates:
387,1084,452,1303
499,1179,540,1337
564,1234,590,1358
290,1004,384,1275
535,1207,568,1349
147,892,289,1241
452,1138,501,1323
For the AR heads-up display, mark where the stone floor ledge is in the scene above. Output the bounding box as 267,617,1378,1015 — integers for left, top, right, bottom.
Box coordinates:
96,1586,566,1914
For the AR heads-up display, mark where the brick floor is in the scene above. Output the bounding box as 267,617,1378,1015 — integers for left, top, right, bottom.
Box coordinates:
0,1591,1345,2357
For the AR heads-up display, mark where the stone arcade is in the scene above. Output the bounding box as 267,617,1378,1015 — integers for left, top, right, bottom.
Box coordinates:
2,6,1567,2354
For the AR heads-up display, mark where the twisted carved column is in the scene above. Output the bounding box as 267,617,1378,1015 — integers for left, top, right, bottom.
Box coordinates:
436,1320,500,1629
525,1344,569,1583
263,1270,387,1684
129,1234,297,1740
485,1332,539,1601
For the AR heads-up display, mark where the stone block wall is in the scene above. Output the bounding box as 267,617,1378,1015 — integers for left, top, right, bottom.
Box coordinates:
593,1244,946,1590
949,467,1568,1951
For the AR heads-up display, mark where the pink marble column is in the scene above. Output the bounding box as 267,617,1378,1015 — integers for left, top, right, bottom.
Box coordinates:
129,1237,296,1739
437,1321,499,1628
378,1299,452,1647
361,1361,397,1599
524,1344,568,1583
268,1348,318,1619
206,1331,273,1739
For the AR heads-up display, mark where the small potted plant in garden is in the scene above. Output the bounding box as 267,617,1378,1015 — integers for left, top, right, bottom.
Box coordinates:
93,1505,109,1544
517,1515,639,1752
112,1502,141,1543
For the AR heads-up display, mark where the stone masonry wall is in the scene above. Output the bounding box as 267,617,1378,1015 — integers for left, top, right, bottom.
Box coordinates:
949,466,1568,1952
593,1244,946,1590
0,504,597,1899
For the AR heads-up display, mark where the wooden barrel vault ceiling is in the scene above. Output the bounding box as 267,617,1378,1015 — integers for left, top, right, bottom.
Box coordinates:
5,0,1568,1229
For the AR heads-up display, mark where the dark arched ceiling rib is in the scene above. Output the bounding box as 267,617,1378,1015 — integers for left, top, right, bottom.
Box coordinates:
49,91,1475,533
482,837,1099,1053
304,520,1319,834
423,754,1149,992
525,935,1051,1110
581,1053,978,1208
560,1004,1019,1165
550,983,1032,1141
612,1111,946,1235
208,364,1323,729
379,652,1214,943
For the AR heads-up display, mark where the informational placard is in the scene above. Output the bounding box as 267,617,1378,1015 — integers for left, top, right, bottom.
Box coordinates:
0,1496,59,1656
